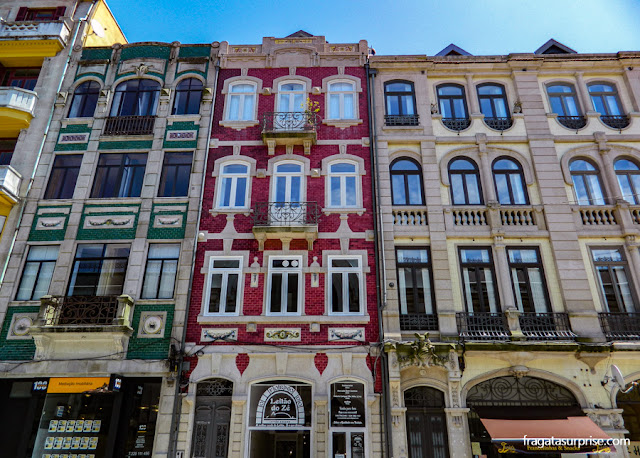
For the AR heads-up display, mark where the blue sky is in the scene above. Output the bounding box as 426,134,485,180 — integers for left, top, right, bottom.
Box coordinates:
106,0,640,55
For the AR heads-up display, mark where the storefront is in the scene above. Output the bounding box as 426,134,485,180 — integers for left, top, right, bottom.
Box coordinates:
0,376,161,457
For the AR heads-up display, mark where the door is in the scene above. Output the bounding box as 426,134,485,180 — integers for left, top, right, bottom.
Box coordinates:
278,83,305,113
191,401,231,458
406,409,449,458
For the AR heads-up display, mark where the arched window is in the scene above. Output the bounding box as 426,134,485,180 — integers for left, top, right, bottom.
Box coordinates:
278,82,306,112
225,82,257,121
328,161,358,208
216,163,250,209
569,159,605,205
477,83,511,130
384,80,417,126
617,382,640,441
390,158,424,206
449,158,483,205
404,387,449,458
492,157,528,205
547,83,585,129
615,158,640,204
110,79,161,117
172,77,203,115
437,84,470,130
68,80,100,118
589,83,629,129
327,81,356,120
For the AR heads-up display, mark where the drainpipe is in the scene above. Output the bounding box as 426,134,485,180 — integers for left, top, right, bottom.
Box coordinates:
0,0,97,283
366,62,393,458
167,55,220,458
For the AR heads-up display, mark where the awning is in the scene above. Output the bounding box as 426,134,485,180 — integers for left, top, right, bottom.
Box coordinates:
481,416,615,454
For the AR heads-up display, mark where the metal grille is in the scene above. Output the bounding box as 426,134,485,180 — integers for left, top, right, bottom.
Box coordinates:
192,422,208,458
599,313,640,341
104,115,155,135
442,117,471,131
519,312,577,341
456,312,510,341
384,114,420,126
196,379,233,396
404,386,446,408
601,115,630,129
557,115,586,129
262,112,317,132
467,376,578,407
42,295,119,326
215,424,229,457
252,201,319,226
484,117,513,130
399,313,439,331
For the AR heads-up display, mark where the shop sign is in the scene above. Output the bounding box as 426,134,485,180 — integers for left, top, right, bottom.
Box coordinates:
256,384,305,426
629,441,640,457
32,379,49,393
331,382,365,427
127,424,153,457
48,377,110,393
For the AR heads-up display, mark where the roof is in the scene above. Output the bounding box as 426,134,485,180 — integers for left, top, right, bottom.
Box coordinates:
286,30,314,38
436,43,472,56
535,39,577,54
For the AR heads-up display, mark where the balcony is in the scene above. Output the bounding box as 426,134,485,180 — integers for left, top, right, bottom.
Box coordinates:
442,117,471,131
0,19,71,66
0,87,37,136
456,312,510,341
599,313,640,341
557,115,586,129
30,295,134,360
252,201,319,250
445,205,545,233
484,117,513,131
104,115,155,136
601,115,630,130
518,313,577,341
399,313,438,332
384,114,419,127
0,166,22,205
261,112,317,154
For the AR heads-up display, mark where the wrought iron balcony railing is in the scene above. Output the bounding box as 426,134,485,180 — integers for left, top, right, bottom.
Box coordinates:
262,112,318,132
399,313,439,331
252,202,320,227
484,117,513,131
456,312,510,341
519,312,577,341
442,117,471,131
104,115,155,135
557,115,586,129
599,312,640,341
601,115,630,129
384,114,420,126
39,295,133,327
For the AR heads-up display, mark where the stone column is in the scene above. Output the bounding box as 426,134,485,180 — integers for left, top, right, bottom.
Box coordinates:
476,134,497,203
388,375,408,458
315,398,329,458
575,72,593,114
445,408,472,458
624,237,640,305
465,74,480,115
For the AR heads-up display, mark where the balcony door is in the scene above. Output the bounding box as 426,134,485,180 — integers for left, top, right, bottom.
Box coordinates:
272,163,304,225
278,83,305,113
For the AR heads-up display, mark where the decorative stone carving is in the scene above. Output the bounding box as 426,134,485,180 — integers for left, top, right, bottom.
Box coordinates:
138,312,167,338
385,333,452,368
201,328,237,342
328,328,365,342
265,329,301,341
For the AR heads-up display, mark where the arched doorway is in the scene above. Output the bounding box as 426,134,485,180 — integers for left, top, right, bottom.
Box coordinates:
190,378,233,458
404,386,449,458
617,383,640,441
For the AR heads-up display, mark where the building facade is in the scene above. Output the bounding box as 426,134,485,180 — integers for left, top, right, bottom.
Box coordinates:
176,33,383,458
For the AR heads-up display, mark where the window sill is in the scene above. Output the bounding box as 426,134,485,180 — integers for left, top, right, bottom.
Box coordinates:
322,119,363,129
219,120,259,130
167,114,201,124
381,124,423,131
209,208,251,217
86,197,143,204
322,207,366,216
197,314,370,324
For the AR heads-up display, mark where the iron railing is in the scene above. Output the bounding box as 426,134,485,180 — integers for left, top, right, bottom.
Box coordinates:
484,117,513,131
557,115,586,129
40,295,121,326
442,117,471,131
601,115,630,129
456,312,510,341
384,114,420,126
104,115,155,135
519,312,577,341
399,313,439,331
252,202,320,227
599,312,640,341
262,112,318,132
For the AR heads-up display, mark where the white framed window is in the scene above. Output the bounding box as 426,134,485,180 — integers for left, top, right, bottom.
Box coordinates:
328,161,359,208
278,82,306,112
328,81,356,120
204,257,243,316
225,82,257,121
272,162,304,204
328,256,363,315
141,244,180,299
16,245,59,301
267,256,302,315
217,162,250,209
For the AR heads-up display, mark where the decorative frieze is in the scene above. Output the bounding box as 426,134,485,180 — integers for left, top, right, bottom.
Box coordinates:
328,327,365,342
264,328,301,342
201,328,238,342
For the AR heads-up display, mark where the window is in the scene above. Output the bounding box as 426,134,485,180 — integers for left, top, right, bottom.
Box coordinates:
396,248,435,316
507,248,550,313
328,161,358,208
569,159,605,205
278,82,305,112
216,163,249,209
44,155,82,200
91,153,147,199
588,83,627,129
16,246,59,301
67,244,130,296
2,69,39,91
172,78,203,115
390,158,424,206
203,258,242,315
328,257,363,315
437,84,470,130
267,257,302,315
141,244,180,299
492,157,528,205
68,80,100,118
273,162,303,204
328,81,356,120
0,139,15,165
449,158,483,205
477,83,511,130
225,82,257,121
16,6,66,21
547,83,585,128
384,81,417,125
110,79,161,117
615,159,640,204
159,152,192,197
591,248,636,313
459,248,499,313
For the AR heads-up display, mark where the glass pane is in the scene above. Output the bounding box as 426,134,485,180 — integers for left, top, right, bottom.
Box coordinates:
212,259,240,269
223,164,248,173
220,177,232,207
397,249,428,263
281,83,303,91
420,268,433,314
32,262,55,300
572,175,590,205
461,249,489,263
142,260,161,299
275,176,286,202
483,267,498,313
228,94,240,120
465,174,481,204
27,245,59,261
330,176,341,206
16,263,39,300
508,249,538,263
614,159,639,171
439,99,451,118
494,159,518,170
549,96,565,115
345,176,356,206
331,259,359,268
225,274,238,313
392,175,407,205
158,260,177,299
509,173,527,204
570,160,596,172
617,175,636,204
591,95,606,114
449,159,475,171
495,174,510,204
565,96,579,116
231,84,254,93
528,268,549,313
606,95,622,115
391,160,419,171
208,273,222,313
586,175,605,205
386,82,412,92
331,272,343,313
438,85,462,96
399,267,412,314
407,175,423,205
234,177,247,207
343,93,355,119
401,95,414,115
286,273,298,313
494,98,508,117
293,94,304,112
452,98,466,118
329,82,354,91
270,273,282,313
148,244,180,259
614,267,635,313
387,96,400,115
451,174,465,205
276,164,301,173
548,85,572,93
478,85,503,95
592,248,622,262
331,163,356,173
479,98,494,117
329,94,340,119
348,272,360,313
290,176,301,202
242,94,254,120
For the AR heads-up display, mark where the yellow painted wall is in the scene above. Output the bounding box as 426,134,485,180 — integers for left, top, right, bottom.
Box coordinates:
84,0,127,47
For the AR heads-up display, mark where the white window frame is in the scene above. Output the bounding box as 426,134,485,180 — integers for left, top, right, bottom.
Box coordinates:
141,243,181,300
277,81,307,112
271,161,305,203
216,162,250,210
224,81,257,121
266,256,303,316
15,245,59,301
203,256,243,316
328,256,364,316
327,80,357,120
327,160,360,208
